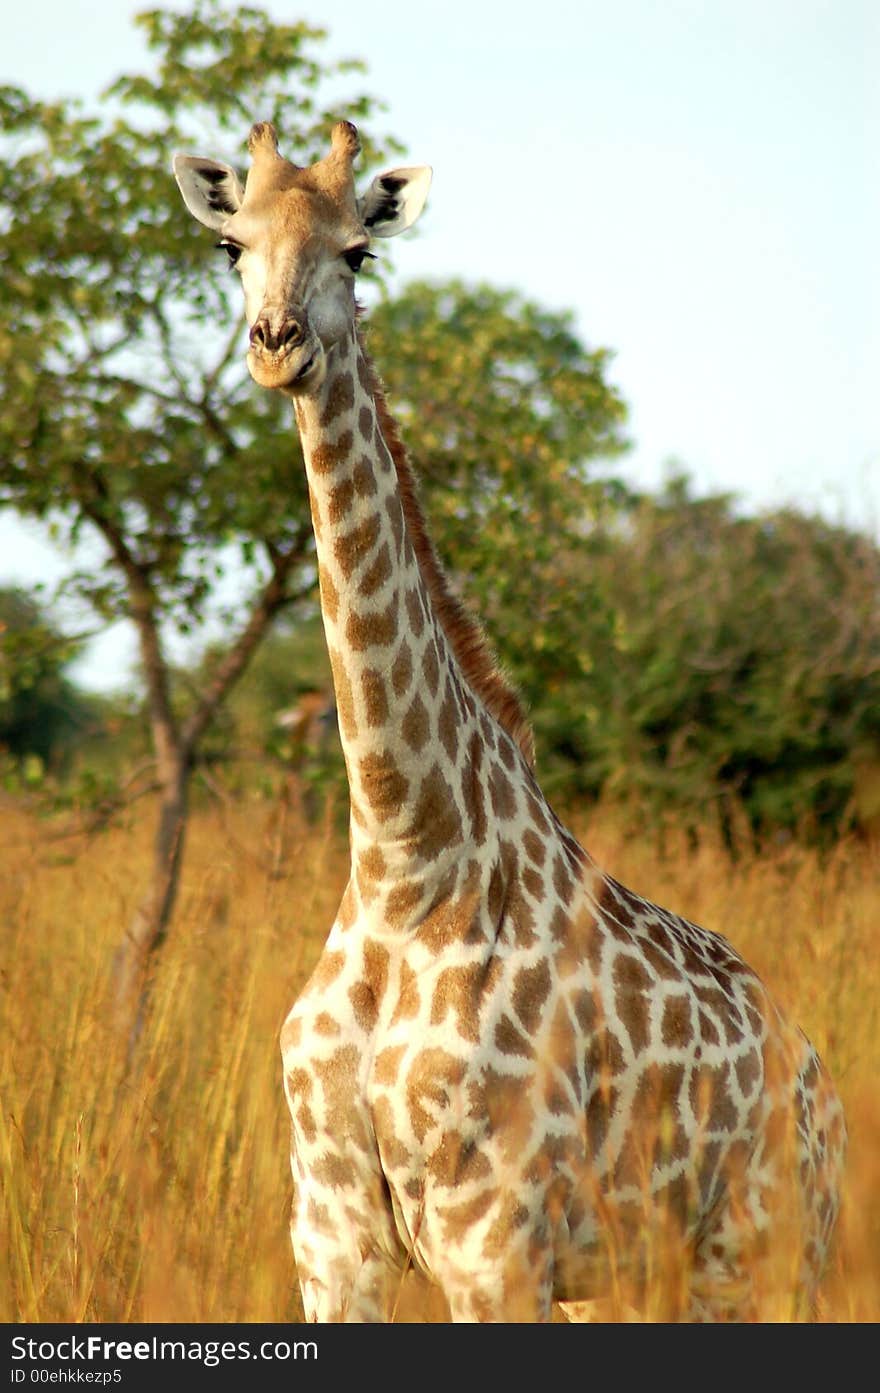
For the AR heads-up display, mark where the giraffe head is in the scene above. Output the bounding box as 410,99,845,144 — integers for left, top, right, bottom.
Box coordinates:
173,120,431,392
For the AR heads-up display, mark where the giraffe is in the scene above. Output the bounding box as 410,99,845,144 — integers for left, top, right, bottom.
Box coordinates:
173,119,846,1323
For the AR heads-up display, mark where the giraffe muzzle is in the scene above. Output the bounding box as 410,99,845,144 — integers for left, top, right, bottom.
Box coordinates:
246,309,325,392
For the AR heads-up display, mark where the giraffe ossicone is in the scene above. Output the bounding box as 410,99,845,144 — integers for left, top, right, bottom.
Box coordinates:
174,120,845,1322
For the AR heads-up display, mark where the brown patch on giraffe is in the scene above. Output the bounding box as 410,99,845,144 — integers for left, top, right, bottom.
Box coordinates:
285,1065,311,1102
355,863,380,907
524,786,550,835
314,1012,341,1037
402,692,430,752
358,750,408,822
602,877,638,929
360,668,388,727
613,953,654,1055
356,351,373,394
437,679,461,765
430,963,488,1042
348,938,389,1033
406,1047,466,1144
461,730,488,846
587,1024,627,1089
415,862,484,952
313,1044,364,1138
319,370,355,426
311,950,346,989
653,1172,691,1230
543,1073,573,1117
498,735,517,773
661,993,694,1048
372,1044,407,1085
338,882,358,930
385,878,423,925
390,959,420,1023
523,1132,579,1187
384,492,404,558
698,1009,721,1047
521,864,544,900
372,1094,411,1171
317,563,339,621
360,541,392,597
404,586,427,640
494,1013,534,1058
357,404,373,440
553,852,574,908
735,1048,762,1096
522,828,546,867
585,1080,619,1159
352,454,377,497
333,513,380,579
310,428,353,474
421,635,440,696
571,987,597,1035
699,986,745,1046
307,482,323,539
467,1065,535,1164
512,960,551,1035
327,645,357,739
483,1193,530,1260
391,642,413,697
488,760,517,821
408,763,463,859
345,597,397,650
358,844,387,883
436,1187,499,1244
294,1098,317,1145
487,859,506,927
504,869,538,951
312,1151,356,1188
639,936,682,981
689,1062,739,1133
327,477,354,523
428,1131,493,1188
552,904,599,979
629,1063,690,1171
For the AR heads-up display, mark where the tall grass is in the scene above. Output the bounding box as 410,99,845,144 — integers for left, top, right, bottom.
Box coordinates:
1,796,876,1321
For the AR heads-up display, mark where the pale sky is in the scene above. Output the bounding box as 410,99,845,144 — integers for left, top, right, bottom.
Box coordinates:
2,0,877,690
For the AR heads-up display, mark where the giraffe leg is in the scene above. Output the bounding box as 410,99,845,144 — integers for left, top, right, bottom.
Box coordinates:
297,1249,399,1323
435,1229,555,1323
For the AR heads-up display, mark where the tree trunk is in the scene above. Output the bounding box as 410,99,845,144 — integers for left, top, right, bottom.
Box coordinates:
111,748,189,1038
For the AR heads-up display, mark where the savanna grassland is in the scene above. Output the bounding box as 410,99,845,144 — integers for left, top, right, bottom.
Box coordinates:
1,795,877,1322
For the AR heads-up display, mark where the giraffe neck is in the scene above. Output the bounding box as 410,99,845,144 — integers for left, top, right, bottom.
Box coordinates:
293,326,527,882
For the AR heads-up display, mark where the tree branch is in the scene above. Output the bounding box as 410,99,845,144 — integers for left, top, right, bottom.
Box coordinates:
69,461,182,770
181,529,313,755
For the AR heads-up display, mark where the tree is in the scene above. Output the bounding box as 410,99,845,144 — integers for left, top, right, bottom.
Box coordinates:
0,1,401,1021
584,476,880,841
0,587,92,776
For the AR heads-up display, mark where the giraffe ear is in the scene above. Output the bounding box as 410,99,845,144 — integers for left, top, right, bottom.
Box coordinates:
358,166,432,238
172,154,244,230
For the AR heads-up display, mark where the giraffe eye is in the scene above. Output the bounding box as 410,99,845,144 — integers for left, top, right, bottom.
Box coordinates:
215,239,242,269
343,245,374,274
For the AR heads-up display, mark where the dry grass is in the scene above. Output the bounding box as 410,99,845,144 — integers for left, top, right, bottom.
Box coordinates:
1,794,876,1322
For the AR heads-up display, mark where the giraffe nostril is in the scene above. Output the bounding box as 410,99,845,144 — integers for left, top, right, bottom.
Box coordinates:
250,315,306,353
280,317,306,349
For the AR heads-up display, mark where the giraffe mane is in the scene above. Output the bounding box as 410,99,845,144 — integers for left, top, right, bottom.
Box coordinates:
357,331,536,768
